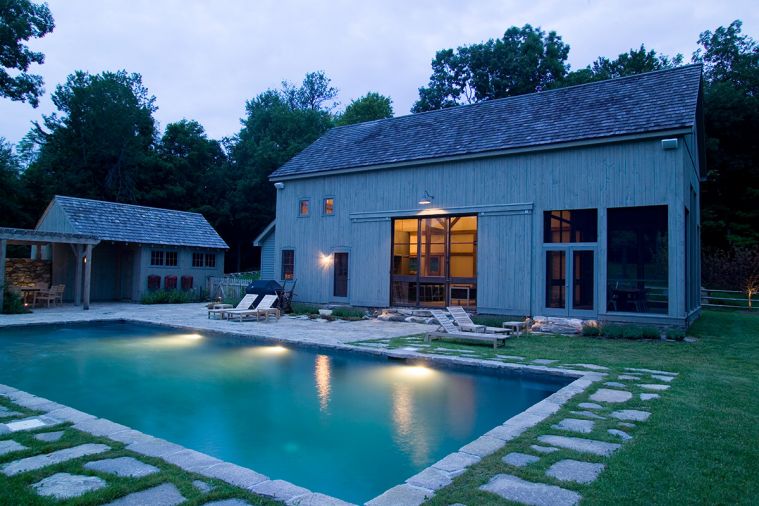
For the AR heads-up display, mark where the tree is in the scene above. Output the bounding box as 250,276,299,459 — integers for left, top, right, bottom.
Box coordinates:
412,24,570,112
336,92,393,126
562,45,683,86
0,138,26,226
693,20,759,248
21,70,159,209
281,71,339,111
0,0,54,107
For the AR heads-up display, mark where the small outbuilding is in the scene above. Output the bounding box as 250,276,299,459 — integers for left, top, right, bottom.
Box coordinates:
1,196,227,309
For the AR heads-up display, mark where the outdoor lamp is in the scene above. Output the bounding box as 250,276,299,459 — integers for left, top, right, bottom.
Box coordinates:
418,191,434,205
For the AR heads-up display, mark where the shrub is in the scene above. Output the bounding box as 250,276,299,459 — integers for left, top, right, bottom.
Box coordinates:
140,290,193,304
639,326,662,339
666,328,686,341
292,303,320,315
332,307,366,320
581,324,601,336
2,288,29,314
603,324,660,340
602,324,625,339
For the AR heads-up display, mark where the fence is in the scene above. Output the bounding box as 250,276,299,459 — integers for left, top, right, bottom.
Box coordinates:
701,288,754,310
206,274,258,302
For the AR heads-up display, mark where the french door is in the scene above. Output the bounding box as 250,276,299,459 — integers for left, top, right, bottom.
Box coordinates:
545,247,596,316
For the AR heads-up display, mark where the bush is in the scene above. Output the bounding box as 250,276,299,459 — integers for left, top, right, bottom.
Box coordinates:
602,324,625,339
602,324,660,340
666,328,686,341
639,326,662,339
332,307,366,320
2,288,29,314
291,303,320,315
581,324,601,336
140,290,193,304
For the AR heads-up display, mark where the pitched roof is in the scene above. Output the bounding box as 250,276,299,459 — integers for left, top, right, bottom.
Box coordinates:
41,196,228,249
271,64,703,179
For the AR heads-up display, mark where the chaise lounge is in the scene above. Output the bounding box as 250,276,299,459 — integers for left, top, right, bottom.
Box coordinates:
426,309,508,349
208,294,257,319
447,306,511,334
227,294,281,322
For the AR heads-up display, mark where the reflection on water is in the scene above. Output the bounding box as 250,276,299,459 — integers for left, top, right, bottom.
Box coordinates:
315,354,331,412
447,377,475,438
390,365,439,466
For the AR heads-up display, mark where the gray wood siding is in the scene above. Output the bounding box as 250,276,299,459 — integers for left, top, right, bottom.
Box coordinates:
273,136,696,324
35,202,76,234
259,233,276,280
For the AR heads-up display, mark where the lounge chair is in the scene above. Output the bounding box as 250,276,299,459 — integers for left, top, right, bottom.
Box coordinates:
227,294,281,322
447,306,511,334
208,294,257,319
34,284,65,308
426,309,508,349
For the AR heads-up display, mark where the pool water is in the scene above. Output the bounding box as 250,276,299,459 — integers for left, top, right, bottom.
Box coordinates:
0,322,568,502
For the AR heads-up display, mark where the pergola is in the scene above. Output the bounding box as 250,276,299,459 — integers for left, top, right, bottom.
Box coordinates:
0,227,100,311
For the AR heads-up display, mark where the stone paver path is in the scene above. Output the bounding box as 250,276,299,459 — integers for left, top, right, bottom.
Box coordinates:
85,456,159,478
0,439,27,456
530,445,559,454
589,388,632,403
204,500,252,506
4,415,61,432
552,418,594,434
537,435,621,457
481,474,581,506
105,483,185,506
34,431,64,442
608,429,633,441
577,402,602,410
503,452,540,467
32,472,106,499
640,393,660,401
604,381,626,388
546,460,605,484
640,383,670,391
610,409,651,422
1,443,110,476
569,410,605,420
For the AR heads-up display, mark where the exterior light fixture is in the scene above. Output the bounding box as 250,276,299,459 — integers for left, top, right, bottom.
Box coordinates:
418,191,434,205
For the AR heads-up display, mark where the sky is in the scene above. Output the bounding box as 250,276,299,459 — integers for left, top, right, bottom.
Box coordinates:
1,0,757,145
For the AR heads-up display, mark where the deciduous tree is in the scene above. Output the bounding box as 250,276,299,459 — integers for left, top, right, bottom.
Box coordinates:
336,92,393,126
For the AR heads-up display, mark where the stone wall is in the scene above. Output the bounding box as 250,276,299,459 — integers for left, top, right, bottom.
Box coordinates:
4,259,52,288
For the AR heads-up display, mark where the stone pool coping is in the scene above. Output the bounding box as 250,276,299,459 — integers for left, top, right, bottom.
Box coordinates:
0,316,605,505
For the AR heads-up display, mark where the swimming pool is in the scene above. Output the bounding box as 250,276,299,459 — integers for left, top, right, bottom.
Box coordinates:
0,322,569,502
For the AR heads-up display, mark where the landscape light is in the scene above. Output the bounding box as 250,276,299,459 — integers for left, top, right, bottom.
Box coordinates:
418,191,434,205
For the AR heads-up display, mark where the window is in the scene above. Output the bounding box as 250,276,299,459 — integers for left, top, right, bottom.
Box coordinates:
299,199,310,216
607,205,668,314
323,197,334,215
281,249,295,280
150,250,164,266
192,253,204,267
205,253,216,268
165,251,178,266
544,209,597,243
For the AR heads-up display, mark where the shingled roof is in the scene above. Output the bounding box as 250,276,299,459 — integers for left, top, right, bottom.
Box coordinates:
39,196,228,249
271,64,703,179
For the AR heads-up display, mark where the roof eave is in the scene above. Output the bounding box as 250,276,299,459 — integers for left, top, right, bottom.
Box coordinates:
253,220,276,246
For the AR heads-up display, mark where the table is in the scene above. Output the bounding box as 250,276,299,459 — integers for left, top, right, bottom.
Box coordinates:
19,287,40,305
502,320,527,336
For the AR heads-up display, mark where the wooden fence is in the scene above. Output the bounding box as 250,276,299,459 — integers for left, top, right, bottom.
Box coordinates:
701,288,754,310
206,273,258,302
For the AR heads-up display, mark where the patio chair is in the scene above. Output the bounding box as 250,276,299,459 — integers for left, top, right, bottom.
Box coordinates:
227,294,281,322
34,286,58,308
208,293,257,319
447,306,510,334
52,284,65,305
426,309,508,349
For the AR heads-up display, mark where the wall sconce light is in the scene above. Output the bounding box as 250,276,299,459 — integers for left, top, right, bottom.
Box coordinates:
418,191,434,205
320,253,333,267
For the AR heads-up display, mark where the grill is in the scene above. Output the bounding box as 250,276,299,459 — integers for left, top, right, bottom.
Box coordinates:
245,280,283,308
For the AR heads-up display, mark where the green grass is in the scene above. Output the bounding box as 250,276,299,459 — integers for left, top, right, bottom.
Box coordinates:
390,310,759,505
0,398,279,505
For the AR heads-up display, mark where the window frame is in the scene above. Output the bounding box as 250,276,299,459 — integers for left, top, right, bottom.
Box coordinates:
192,252,204,268
205,253,216,268
298,198,311,217
150,250,165,266
543,208,598,244
164,251,178,267
281,249,295,280
322,196,335,216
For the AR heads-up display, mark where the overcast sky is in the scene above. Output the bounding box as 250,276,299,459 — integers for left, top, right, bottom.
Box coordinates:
1,0,756,145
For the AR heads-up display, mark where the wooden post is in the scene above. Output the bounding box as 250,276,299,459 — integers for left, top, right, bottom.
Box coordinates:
73,245,83,306
83,244,92,310
0,239,7,311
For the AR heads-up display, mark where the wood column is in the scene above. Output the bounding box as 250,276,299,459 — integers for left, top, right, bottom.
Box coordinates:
73,244,83,306
83,244,92,310
0,239,6,311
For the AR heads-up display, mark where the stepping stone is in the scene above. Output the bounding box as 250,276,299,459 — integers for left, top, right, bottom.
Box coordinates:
480,473,581,506
4,415,61,433
651,374,675,382
618,422,636,428
617,374,641,380
0,407,22,418
532,359,558,365
32,472,106,499
105,483,185,506
625,367,677,376
35,431,64,442
570,410,606,420
546,459,605,484
192,480,214,494
610,409,651,422
590,388,632,403
640,384,670,391
1,443,110,476
604,382,626,388
578,402,603,410
640,393,660,401
608,429,633,441
538,435,621,457
552,418,594,434
497,355,525,361
502,452,540,467
0,440,27,456
203,500,252,506
568,363,608,371
530,445,559,454
85,456,159,478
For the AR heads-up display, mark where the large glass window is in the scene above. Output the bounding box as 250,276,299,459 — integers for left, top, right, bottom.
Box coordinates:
391,215,477,308
544,209,597,243
607,205,668,314
165,251,178,267
281,250,295,280
150,250,164,266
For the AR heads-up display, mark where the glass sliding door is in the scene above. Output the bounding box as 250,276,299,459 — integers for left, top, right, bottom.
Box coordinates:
391,215,477,308
545,251,566,309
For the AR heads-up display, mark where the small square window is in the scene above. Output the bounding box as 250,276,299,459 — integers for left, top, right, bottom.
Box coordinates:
323,198,334,215
150,250,164,266
205,253,216,268
299,199,310,216
192,253,204,267
165,251,178,266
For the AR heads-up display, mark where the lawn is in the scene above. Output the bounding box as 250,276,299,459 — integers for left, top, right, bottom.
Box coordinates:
359,309,759,505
